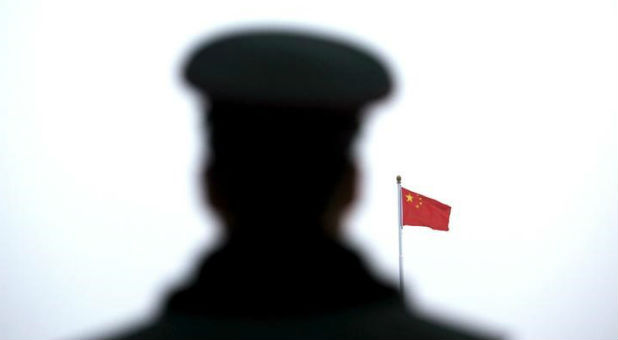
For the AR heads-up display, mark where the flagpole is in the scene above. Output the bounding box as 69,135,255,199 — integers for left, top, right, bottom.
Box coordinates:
397,175,404,295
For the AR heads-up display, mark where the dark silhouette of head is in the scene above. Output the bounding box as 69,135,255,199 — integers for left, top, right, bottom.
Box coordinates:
202,102,360,239
183,29,391,244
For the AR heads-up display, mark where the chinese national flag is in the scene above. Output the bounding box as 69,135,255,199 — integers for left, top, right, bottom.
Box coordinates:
401,187,451,231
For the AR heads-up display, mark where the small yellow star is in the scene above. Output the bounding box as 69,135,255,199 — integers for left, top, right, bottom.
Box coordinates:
419,201,423,205
416,204,420,208
405,194,413,202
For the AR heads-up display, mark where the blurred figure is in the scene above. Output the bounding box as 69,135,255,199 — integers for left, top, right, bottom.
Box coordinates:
109,29,489,339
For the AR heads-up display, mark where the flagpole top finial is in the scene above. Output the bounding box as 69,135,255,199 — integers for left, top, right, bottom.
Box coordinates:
396,175,401,184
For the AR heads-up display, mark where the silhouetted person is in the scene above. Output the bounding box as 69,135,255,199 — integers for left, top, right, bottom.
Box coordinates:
108,29,490,339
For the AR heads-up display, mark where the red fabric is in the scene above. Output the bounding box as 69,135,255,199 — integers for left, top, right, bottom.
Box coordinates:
401,187,451,231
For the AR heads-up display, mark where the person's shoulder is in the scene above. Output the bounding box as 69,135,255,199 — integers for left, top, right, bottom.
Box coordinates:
101,307,498,340
407,314,499,340
326,297,497,340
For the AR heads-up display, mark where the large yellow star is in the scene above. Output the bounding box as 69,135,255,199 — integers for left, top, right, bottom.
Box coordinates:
405,194,413,202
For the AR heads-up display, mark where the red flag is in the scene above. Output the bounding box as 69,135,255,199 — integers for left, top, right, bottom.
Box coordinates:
401,187,451,231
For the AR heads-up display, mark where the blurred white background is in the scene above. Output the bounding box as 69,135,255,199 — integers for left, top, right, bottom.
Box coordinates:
1,0,616,339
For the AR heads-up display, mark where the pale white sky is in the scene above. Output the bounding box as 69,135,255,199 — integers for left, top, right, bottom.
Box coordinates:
1,1,617,339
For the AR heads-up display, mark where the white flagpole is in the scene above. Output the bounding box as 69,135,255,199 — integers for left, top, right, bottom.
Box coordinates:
397,175,404,295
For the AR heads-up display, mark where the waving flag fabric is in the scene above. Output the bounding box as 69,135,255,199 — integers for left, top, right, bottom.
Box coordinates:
401,187,451,231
